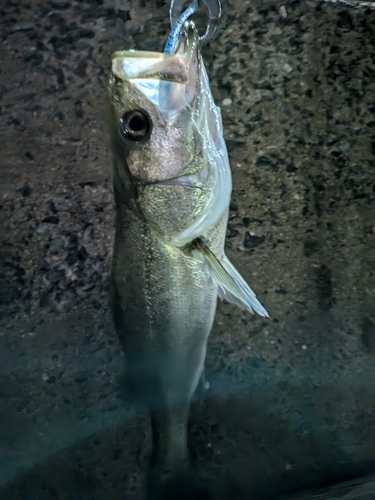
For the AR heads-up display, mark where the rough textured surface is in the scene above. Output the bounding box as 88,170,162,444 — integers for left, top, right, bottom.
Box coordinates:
1,0,375,498
280,475,375,499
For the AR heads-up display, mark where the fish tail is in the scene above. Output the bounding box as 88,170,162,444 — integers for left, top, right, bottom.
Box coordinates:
150,403,191,474
147,465,214,500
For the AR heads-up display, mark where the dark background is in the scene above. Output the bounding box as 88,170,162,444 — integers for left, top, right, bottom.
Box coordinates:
1,0,375,498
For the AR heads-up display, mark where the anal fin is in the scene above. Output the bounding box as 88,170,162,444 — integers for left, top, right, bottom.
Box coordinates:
192,238,269,317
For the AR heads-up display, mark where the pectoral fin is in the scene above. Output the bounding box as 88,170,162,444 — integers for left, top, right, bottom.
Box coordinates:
192,239,269,317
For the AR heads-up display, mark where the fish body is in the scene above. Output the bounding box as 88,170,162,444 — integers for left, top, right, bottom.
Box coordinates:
108,26,267,483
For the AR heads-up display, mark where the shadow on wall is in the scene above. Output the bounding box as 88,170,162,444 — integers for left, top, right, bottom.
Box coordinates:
1,377,375,500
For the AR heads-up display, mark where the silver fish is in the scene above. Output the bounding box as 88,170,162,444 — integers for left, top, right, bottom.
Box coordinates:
108,25,267,485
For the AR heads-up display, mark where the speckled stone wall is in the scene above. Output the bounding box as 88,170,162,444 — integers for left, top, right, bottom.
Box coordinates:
1,0,375,498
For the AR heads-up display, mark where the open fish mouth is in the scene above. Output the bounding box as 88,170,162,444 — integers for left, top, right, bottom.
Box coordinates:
111,26,199,116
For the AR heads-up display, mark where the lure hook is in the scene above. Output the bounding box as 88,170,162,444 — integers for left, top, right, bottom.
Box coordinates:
164,0,221,54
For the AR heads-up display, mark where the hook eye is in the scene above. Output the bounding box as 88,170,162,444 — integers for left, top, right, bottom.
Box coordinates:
169,0,221,45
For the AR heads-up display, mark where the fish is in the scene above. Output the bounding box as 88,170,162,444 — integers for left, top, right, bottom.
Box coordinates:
108,24,268,493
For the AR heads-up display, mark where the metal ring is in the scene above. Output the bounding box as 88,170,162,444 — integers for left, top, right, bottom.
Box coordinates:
169,0,221,45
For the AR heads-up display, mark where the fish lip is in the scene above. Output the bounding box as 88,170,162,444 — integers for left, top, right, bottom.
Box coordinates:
141,174,202,189
110,29,199,115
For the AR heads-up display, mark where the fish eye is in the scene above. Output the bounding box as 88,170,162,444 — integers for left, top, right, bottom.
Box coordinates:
120,110,152,143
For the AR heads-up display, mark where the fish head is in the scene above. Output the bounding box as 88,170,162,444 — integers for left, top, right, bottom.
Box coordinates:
108,25,231,246
109,30,200,184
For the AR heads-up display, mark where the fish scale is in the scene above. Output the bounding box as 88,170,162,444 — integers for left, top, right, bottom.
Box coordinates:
111,205,217,466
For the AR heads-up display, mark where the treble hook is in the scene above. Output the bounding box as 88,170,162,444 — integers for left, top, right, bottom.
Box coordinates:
164,0,221,54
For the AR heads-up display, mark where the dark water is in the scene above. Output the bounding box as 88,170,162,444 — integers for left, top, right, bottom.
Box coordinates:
1,0,375,498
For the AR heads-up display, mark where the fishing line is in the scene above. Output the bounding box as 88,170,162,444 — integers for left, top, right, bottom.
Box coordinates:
164,0,198,54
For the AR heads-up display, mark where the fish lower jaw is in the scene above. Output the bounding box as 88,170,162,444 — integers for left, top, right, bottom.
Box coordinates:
146,174,202,189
